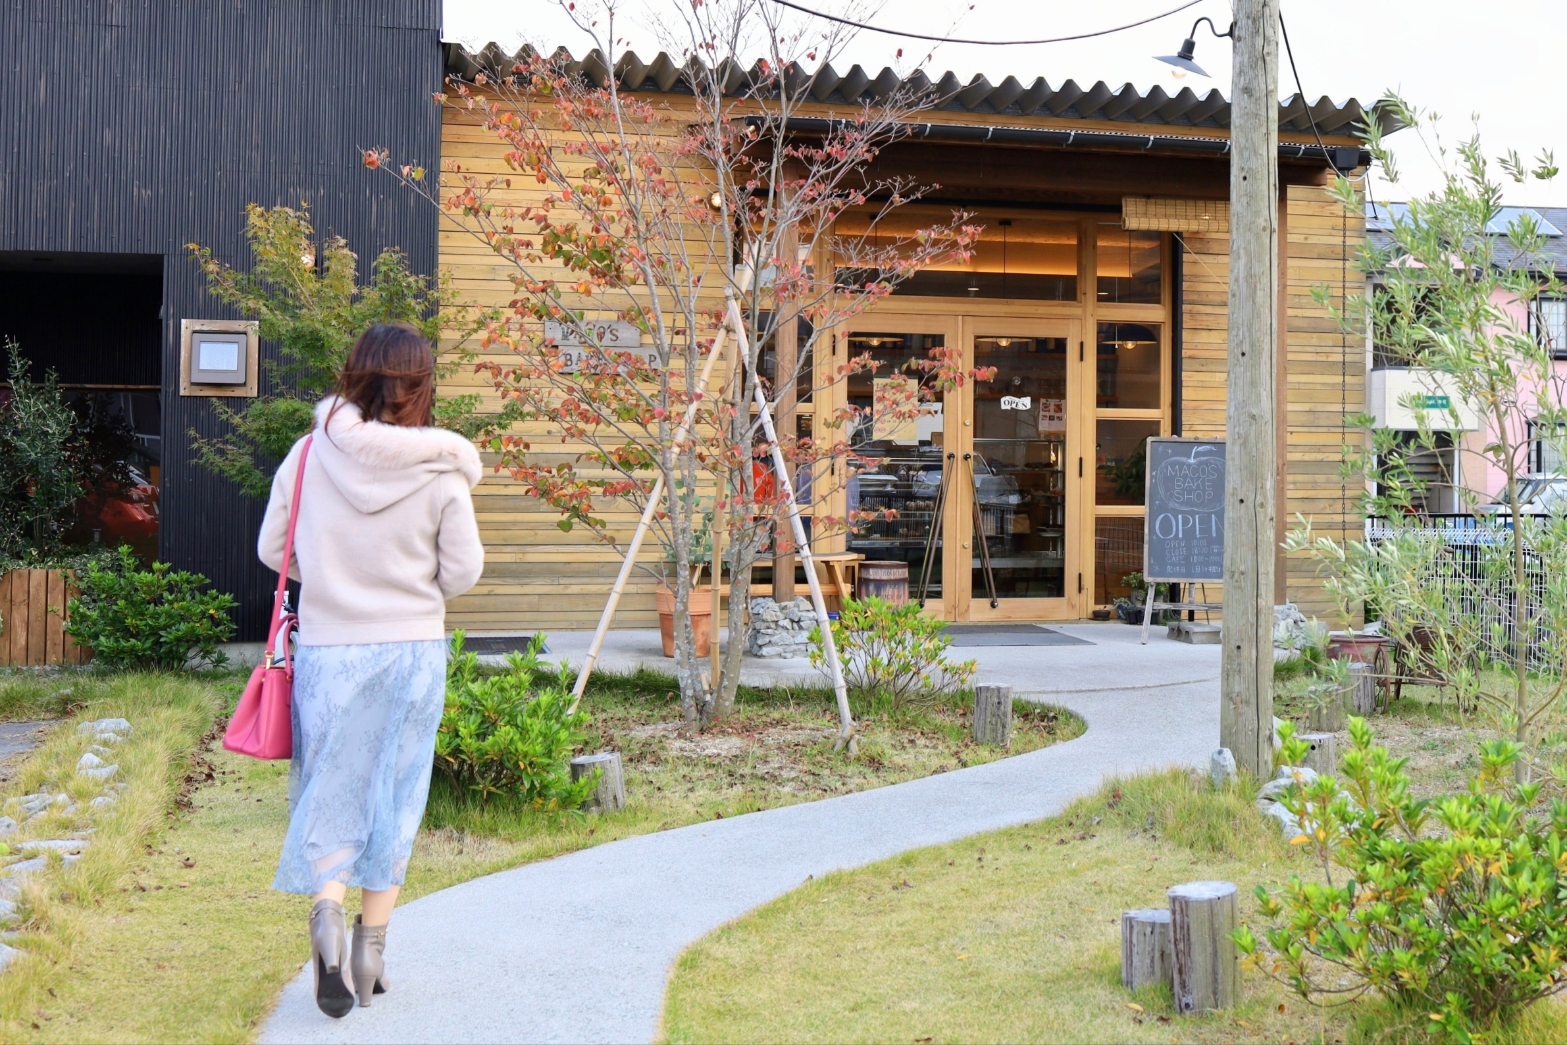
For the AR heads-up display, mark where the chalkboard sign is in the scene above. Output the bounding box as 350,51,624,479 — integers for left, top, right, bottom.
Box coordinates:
1143,437,1226,582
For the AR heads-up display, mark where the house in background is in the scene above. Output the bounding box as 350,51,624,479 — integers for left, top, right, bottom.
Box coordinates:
1,1,442,638
1365,203,1567,512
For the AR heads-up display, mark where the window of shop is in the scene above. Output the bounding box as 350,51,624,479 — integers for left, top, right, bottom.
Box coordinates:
834,208,1078,301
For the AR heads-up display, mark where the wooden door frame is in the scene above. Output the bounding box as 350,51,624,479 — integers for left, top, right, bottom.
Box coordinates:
955,316,1083,622
824,313,962,619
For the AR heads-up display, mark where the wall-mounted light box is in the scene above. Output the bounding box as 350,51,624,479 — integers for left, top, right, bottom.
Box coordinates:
180,319,259,397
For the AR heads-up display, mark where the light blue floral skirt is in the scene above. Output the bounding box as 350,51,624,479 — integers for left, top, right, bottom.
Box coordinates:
273,639,447,896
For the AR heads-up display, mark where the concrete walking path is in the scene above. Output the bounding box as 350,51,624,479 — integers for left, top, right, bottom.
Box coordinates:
260,623,1220,1044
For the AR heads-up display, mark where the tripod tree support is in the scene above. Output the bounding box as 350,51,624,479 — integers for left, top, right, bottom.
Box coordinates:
569,315,732,711
732,304,857,752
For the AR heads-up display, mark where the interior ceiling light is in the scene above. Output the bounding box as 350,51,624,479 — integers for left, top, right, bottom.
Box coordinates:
1155,16,1232,78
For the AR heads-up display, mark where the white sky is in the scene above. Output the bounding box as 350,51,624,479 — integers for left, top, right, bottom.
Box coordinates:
443,0,1566,207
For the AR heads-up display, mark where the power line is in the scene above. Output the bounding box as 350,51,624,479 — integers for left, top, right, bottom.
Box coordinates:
1278,14,1334,170
767,0,1204,47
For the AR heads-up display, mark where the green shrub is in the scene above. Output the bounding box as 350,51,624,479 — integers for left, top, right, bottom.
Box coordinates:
1238,719,1567,1041
64,546,237,670
434,631,597,808
808,597,977,715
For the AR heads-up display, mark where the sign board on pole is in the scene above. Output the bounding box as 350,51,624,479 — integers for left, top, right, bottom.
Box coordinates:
543,320,659,373
1143,437,1226,583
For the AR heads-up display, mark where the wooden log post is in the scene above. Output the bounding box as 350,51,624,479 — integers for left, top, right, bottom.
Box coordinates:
570,752,626,814
1298,732,1338,776
1307,682,1345,732
1121,908,1173,989
1345,661,1377,716
1169,880,1238,1014
972,684,1012,747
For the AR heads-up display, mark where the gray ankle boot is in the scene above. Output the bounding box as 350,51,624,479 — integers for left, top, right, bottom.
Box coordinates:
351,915,390,1006
309,898,355,1018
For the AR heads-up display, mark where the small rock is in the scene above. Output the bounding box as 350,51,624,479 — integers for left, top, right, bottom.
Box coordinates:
1260,800,1303,837
0,818,16,838
94,733,124,744
1210,747,1237,788
16,840,88,854
89,795,115,809
1,857,48,880
88,745,112,758
1257,765,1319,802
7,794,51,816
77,718,132,738
51,794,69,807
61,803,78,816
81,765,118,782
76,752,106,772
0,899,17,922
0,942,18,973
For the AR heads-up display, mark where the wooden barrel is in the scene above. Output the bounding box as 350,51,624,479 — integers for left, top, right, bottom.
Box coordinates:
856,561,909,606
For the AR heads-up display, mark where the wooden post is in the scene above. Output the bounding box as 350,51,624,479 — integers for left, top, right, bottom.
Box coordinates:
1298,732,1337,775
1307,686,1345,732
1219,0,1281,779
1345,661,1377,716
570,752,626,814
772,221,799,604
972,684,1012,747
1121,908,1173,989
1169,880,1238,1014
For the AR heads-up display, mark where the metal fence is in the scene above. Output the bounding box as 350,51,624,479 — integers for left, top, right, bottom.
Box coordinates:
1364,517,1557,672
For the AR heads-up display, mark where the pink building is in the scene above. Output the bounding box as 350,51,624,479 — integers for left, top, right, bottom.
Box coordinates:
1367,204,1567,511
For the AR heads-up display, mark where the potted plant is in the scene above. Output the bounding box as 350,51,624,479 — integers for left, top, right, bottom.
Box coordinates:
1114,572,1170,625
655,500,713,658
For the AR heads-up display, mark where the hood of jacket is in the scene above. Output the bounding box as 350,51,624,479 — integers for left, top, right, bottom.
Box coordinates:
309,397,483,513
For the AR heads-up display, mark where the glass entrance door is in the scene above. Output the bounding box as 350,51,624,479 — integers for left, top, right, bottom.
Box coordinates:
841,325,956,614
957,324,1079,619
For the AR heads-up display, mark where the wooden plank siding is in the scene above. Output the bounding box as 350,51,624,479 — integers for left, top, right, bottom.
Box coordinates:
1179,184,1365,622
439,101,731,631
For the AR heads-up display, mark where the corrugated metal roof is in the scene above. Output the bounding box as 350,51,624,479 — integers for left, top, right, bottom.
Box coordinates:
443,43,1398,137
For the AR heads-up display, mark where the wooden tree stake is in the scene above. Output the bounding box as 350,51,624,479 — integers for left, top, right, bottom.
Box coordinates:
1121,908,1173,989
1169,880,1238,1014
571,752,626,814
972,684,1012,747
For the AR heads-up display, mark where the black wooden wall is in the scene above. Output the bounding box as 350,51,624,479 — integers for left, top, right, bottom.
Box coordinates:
0,0,443,639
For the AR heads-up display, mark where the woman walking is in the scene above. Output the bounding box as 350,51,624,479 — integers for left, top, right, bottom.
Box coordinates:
258,323,484,1018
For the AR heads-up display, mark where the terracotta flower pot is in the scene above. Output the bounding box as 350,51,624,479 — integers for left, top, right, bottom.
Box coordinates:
655,586,712,658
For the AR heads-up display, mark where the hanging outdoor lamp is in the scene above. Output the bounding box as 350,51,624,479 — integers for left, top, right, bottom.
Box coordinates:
1155,17,1233,78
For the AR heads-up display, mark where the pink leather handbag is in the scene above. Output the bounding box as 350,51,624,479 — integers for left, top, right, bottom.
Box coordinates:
223,435,313,760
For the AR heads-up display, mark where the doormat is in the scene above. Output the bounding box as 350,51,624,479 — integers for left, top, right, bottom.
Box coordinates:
939,624,1093,647
460,635,550,656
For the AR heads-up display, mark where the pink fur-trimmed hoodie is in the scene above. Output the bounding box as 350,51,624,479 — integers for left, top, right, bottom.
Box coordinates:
257,397,485,646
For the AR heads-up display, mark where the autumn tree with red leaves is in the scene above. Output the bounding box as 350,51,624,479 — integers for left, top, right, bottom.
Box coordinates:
371,0,985,740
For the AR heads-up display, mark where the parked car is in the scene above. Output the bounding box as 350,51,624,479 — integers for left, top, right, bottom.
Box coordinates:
1478,477,1567,516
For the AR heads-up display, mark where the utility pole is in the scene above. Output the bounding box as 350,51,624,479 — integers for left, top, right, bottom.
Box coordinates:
1221,0,1279,778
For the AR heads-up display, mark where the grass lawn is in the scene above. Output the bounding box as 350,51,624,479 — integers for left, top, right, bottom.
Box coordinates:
659,770,1567,1045
0,668,1078,1043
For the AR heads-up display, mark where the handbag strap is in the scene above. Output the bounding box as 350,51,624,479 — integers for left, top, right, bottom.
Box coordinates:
265,434,313,660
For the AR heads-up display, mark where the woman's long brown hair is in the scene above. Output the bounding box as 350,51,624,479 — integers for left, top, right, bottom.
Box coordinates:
326,323,435,430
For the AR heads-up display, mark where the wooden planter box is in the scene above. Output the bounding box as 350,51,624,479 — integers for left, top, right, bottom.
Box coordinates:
0,569,90,667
